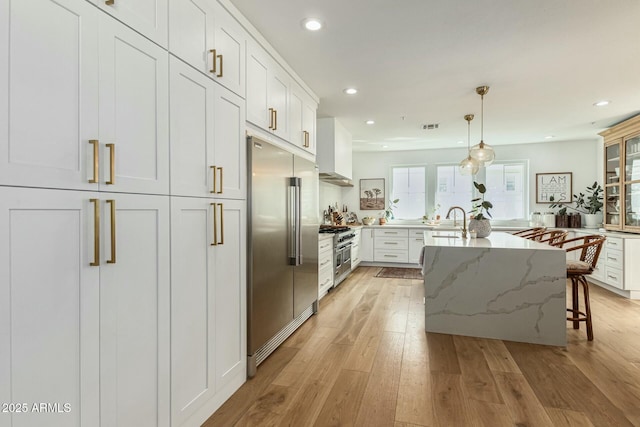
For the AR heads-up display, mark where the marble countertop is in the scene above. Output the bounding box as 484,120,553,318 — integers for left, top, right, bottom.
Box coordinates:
423,230,563,251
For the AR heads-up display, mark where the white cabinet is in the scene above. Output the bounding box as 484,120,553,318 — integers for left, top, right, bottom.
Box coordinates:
0,0,100,191
97,0,168,48
290,83,317,155
246,40,290,141
169,57,246,199
0,4,169,195
0,187,170,427
409,229,427,264
0,187,100,427
318,237,334,299
351,228,362,269
360,227,374,262
374,228,409,263
99,16,169,195
168,0,246,97
170,197,246,427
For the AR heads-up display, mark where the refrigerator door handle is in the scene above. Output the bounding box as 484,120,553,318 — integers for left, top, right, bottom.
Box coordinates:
288,178,298,265
295,178,302,265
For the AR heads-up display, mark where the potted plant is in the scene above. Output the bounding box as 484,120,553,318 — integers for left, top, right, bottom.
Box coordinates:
380,198,399,225
469,181,493,237
550,182,603,228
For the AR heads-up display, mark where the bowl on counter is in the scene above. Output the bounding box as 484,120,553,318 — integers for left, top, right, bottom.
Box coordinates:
362,217,376,225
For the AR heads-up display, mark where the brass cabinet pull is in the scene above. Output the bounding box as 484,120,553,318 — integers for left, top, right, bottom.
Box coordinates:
216,54,223,77
268,108,274,129
210,165,217,194
217,167,223,194
211,203,218,246
90,199,100,266
218,203,224,245
89,140,99,183
105,0,114,4
106,199,116,264
106,143,115,184
273,109,277,131
303,131,309,148
209,49,217,73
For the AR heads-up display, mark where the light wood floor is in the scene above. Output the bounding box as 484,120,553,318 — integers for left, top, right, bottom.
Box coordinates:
204,266,640,426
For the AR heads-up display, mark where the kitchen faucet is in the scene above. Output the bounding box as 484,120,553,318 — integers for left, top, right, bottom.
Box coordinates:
446,206,467,239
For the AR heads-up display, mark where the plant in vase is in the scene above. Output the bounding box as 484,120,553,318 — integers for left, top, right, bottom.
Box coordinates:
550,182,603,228
469,181,493,237
380,198,399,225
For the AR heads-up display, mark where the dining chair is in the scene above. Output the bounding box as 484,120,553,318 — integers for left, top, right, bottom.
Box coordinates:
528,229,569,246
512,227,546,237
552,235,606,341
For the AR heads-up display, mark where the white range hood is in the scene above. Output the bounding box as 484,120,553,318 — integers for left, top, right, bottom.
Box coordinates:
316,118,353,187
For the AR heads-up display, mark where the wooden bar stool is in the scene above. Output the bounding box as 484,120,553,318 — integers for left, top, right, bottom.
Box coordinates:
552,235,606,341
529,229,568,246
512,227,546,237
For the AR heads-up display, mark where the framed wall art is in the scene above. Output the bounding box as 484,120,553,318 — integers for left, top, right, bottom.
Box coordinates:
360,178,385,210
536,172,572,204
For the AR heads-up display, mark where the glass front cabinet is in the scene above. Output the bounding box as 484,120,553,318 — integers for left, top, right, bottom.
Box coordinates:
600,115,640,233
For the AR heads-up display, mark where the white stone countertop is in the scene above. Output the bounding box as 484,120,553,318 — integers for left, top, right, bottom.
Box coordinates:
423,230,564,251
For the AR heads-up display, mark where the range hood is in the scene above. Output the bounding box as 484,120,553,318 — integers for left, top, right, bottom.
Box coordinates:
319,172,353,187
317,118,353,187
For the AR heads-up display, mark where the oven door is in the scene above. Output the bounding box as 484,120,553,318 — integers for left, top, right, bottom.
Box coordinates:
334,242,352,285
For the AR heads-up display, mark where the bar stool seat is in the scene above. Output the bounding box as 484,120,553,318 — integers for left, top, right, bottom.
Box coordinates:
553,235,606,341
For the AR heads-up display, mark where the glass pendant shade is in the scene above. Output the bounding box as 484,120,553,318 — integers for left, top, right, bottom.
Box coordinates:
470,141,495,166
459,155,479,175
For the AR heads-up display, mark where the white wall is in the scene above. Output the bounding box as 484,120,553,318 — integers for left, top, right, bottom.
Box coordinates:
319,181,344,222
343,139,602,222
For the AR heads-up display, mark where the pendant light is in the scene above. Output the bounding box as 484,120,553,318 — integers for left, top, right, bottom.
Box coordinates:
459,114,479,176
469,85,496,166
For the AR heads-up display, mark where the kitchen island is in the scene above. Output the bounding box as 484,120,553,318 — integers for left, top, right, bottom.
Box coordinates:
421,231,566,346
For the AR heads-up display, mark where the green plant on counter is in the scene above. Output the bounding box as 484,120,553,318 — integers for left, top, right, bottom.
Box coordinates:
469,181,493,220
384,198,400,220
550,181,603,214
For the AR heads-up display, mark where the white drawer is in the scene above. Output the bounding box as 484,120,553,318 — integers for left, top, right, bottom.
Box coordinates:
374,249,409,263
606,237,623,251
318,254,333,270
410,229,428,238
319,239,333,253
375,237,408,250
374,228,409,238
604,265,623,289
319,264,333,296
604,248,623,269
590,261,605,282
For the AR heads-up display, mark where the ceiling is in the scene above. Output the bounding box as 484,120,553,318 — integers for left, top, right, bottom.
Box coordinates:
228,0,640,152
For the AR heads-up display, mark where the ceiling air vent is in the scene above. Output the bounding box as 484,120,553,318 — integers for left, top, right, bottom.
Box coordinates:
422,123,439,130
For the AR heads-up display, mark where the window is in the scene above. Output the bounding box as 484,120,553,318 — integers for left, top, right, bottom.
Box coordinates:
434,160,528,220
390,166,426,219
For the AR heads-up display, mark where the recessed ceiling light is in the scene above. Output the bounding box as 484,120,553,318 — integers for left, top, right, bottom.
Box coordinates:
382,145,388,148
457,140,464,144
343,88,358,95
594,100,610,107
365,120,375,125
545,135,555,139
302,18,322,31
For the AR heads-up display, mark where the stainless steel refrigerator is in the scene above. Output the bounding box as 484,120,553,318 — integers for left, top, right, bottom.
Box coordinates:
247,136,318,377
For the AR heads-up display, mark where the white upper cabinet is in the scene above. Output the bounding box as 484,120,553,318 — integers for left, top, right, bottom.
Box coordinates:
96,0,168,48
99,15,170,195
290,83,317,155
0,0,100,191
246,40,290,141
169,57,245,199
169,0,246,97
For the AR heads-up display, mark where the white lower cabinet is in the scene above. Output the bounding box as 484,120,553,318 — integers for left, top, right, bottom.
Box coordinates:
351,228,362,269
318,237,334,299
360,228,374,262
0,187,170,427
170,197,246,427
409,229,427,264
374,228,409,263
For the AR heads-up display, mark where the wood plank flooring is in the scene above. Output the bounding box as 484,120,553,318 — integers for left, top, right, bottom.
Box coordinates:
204,267,640,426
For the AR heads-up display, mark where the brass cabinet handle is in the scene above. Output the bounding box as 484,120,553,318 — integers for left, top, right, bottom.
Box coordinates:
106,143,115,185
218,203,224,245
216,54,223,78
305,131,310,147
106,200,116,264
210,165,217,194
89,140,99,183
273,109,277,131
210,203,217,246
105,0,114,4
217,167,223,194
90,199,100,266
268,108,274,129
209,49,217,74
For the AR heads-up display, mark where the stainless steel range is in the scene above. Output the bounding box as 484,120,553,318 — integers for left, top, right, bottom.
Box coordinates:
319,226,355,288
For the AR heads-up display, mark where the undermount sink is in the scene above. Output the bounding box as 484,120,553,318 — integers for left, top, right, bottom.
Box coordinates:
432,235,459,238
